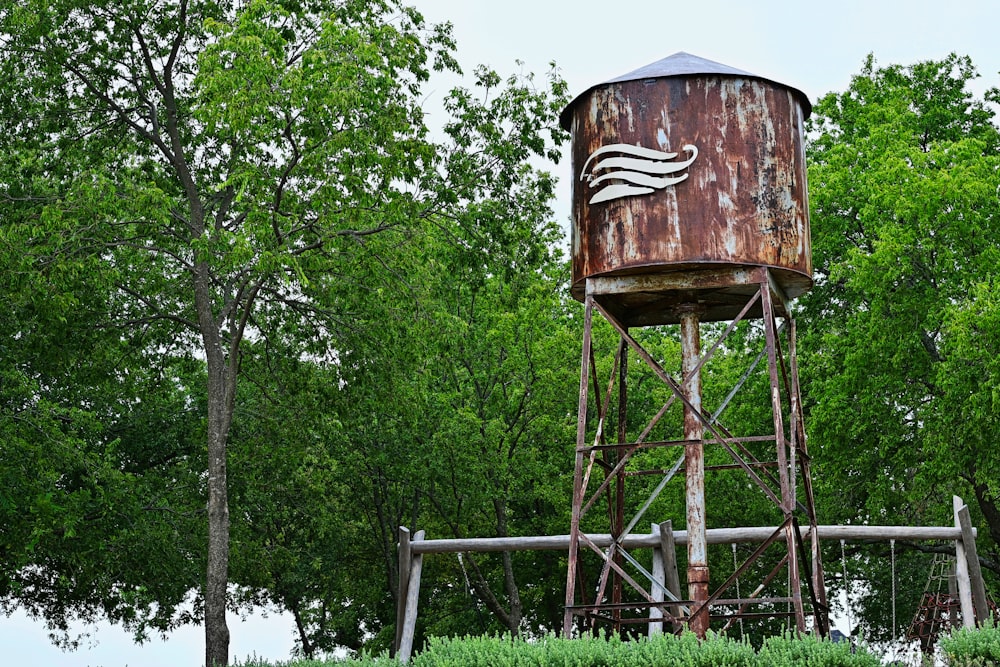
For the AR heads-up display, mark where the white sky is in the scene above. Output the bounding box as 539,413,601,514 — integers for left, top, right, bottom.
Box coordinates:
6,1,1000,664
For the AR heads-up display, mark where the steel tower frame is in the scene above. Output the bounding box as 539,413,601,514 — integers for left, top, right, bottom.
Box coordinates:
562,267,830,637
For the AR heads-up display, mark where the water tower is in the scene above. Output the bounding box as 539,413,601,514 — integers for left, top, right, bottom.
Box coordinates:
561,52,829,637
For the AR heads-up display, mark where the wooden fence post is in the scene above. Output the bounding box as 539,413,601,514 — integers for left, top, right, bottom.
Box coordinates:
954,496,977,627
649,523,665,636
390,518,977,653
948,561,959,627
659,520,683,632
397,529,425,663
954,496,989,625
394,527,412,656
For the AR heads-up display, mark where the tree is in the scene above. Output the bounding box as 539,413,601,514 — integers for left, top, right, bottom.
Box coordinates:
801,54,1000,639
414,260,578,637
225,351,371,658
0,1,568,663
302,100,576,646
0,220,207,645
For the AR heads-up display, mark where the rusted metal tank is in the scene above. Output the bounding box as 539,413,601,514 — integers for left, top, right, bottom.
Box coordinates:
562,52,812,324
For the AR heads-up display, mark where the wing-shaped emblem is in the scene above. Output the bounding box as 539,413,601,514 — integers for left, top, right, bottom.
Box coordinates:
581,143,698,205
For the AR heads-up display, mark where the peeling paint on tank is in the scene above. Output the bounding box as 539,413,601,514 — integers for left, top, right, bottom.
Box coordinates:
621,206,638,260
657,127,669,150
694,156,716,190
717,190,736,216
565,66,812,315
724,229,738,257
588,96,599,127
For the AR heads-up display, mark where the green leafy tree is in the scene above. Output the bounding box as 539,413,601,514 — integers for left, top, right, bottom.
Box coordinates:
0,1,568,663
282,62,575,650
225,351,370,658
308,154,576,651
414,260,578,639
801,54,1000,639
0,223,206,644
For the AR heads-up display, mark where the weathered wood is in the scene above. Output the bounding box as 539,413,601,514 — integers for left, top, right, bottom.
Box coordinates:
586,268,764,297
395,520,976,653
954,497,976,628
408,525,971,554
397,529,425,664
659,520,683,631
648,524,665,636
646,521,684,635
394,526,412,656
949,561,959,627
955,497,989,624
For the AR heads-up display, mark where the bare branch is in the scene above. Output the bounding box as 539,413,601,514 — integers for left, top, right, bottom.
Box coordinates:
115,283,199,331
164,0,188,79
50,42,176,165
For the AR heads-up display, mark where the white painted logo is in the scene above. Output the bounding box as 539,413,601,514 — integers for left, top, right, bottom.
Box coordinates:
580,143,698,205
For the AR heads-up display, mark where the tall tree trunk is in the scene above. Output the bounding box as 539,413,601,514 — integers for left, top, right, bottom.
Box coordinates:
205,376,231,667
194,257,234,667
494,497,522,631
291,603,315,660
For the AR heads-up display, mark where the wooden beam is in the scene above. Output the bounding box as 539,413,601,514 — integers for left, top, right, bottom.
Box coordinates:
409,525,972,555
659,520,683,632
954,497,976,628
649,524,665,637
955,497,989,625
646,520,685,636
397,529,425,663
948,561,959,627
393,527,412,656
587,267,764,296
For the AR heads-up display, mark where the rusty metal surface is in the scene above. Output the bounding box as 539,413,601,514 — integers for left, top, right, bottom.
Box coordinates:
588,266,788,327
680,309,709,636
565,63,812,323
563,294,595,637
563,53,824,638
563,276,829,638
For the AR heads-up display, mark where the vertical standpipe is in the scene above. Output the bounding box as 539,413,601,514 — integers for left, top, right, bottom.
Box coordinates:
680,307,709,635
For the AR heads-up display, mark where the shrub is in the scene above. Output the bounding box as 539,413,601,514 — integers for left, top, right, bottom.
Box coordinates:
261,630,887,666
757,631,881,666
940,618,1000,666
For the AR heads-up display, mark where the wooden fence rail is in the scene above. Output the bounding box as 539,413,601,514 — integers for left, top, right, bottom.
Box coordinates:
406,525,969,555
393,496,985,662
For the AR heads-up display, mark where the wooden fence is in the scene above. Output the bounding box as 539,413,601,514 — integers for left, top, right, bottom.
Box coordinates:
394,496,986,662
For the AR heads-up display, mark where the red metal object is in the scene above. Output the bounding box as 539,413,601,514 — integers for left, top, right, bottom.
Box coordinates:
561,53,828,639
907,554,999,653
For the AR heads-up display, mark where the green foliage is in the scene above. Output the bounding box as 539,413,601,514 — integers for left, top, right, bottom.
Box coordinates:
802,52,1000,640
13,7,1000,664
756,632,881,666
309,206,579,651
245,632,886,666
403,632,756,666
0,0,570,661
941,619,1000,666
0,201,206,644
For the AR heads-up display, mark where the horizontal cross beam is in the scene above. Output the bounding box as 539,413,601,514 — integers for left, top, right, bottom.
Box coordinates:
406,525,972,555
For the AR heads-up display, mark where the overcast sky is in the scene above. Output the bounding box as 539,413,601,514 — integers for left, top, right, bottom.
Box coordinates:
415,0,1000,106
6,1,1000,665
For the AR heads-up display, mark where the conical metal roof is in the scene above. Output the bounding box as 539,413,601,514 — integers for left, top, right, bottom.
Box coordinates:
607,51,756,82
560,51,811,129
